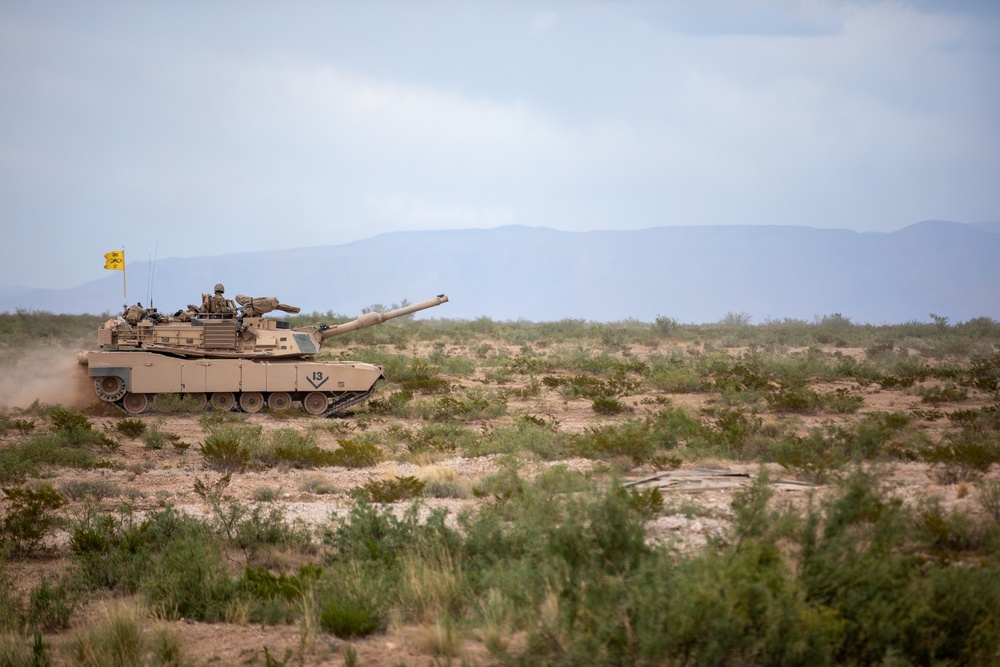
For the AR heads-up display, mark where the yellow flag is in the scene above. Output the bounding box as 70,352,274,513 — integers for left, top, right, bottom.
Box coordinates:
103,250,125,270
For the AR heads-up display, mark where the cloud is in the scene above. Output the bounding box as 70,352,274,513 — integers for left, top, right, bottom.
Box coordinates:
529,11,559,35
362,194,516,228
627,0,849,37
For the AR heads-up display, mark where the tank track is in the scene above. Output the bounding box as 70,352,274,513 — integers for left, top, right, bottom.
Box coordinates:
107,385,381,417
322,384,379,417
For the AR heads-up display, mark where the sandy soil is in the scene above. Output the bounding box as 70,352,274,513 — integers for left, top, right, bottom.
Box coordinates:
2,342,997,666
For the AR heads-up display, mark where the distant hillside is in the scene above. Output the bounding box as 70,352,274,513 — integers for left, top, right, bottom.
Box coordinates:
2,221,998,324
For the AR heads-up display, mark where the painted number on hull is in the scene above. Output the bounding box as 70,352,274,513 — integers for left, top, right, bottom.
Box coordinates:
307,371,329,389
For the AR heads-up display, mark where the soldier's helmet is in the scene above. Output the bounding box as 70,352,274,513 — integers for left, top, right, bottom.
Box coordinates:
214,283,225,294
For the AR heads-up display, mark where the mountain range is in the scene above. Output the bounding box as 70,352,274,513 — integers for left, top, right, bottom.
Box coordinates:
2,221,998,324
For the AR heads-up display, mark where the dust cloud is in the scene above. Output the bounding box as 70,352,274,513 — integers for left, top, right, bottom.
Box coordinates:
0,345,94,410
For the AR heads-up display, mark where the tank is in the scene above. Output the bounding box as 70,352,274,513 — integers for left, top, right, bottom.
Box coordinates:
78,292,449,416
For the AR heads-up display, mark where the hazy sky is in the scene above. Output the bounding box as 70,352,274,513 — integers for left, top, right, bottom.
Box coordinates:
1,0,998,289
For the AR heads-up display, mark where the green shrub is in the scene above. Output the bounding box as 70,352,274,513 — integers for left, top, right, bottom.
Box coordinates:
70,602,151,667
398,358,451,394
11,419,35,436
356,476,426,504
199,425,262,472
422,390,507,421
49,407,90,432
592,396,628,415
0,484,66,557
141,426,183,450
919,383,969,404
208,500,313,565
113,418,146,438
391,423,473,456
59,479,122,501
764,383,823,413
328,439,383,469
967,353,1000,392
573,420,660,466
948,404,1000,433
142,530,236,622
268,429,338,468
824,387,865,413
923,432,1000,484
708,407,763,456
463,418,570,460
26,576,75,631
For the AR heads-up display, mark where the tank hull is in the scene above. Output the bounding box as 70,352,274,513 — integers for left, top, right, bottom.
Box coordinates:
83,350,384,416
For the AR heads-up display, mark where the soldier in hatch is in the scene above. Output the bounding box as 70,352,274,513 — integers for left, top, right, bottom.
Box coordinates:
206,283,237,314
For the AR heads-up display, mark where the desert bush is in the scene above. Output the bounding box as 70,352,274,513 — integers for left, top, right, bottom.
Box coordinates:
705,407,764,457
149,392,204,413
199,425,263,472
0,484,66,557
113,418,146,438
59,479,122,501
49,407,90,433
592,395,628,415
208,500,313,565
328,439,383,468
573,420,660,466
397,358,451,394
70,504,206,594
919,383,969,404
141,529,236,621
967,353,1000,392
464,417,570,460
26,576,76,631
772,431,848,482
0,632,46,667
824,387,865,413
267,429,337,468
355,476,426,504
923,431,1000,484
362,388,413,416
977,478,1000,524
947,404,1000,433
141,425,183,450
712,358,776,393
796,471,1000,665
316,563,389,638
764,383,823,413
197,410,246,429
653,315,678,336
422,390,507,421
10,419,35,436
70,602,178,667
644,354,705,393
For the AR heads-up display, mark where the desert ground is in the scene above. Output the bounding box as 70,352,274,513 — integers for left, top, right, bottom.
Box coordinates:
1,314,999,666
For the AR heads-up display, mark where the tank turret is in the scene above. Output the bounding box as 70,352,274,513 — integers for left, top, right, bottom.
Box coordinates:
79,291,449,416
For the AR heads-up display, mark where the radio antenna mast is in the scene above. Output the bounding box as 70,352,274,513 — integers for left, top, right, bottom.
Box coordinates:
147,238,160,309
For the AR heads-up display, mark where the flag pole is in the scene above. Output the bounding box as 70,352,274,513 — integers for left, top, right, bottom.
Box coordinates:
122,247,127,307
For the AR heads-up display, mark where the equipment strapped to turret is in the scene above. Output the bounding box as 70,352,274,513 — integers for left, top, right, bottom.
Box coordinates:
235,296,302,317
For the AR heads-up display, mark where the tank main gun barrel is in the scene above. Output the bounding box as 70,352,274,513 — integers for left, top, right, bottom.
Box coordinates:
310,295,449,341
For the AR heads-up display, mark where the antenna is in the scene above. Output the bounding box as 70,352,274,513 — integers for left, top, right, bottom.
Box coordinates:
148,238,160,309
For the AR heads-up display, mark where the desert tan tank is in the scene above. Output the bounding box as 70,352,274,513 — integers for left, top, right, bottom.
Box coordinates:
78,292,449,416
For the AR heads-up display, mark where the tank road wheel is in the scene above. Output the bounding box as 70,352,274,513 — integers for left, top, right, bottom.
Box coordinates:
303,392,329,416
239,392,264,414
94,376,126,403
186,393,208,411
210,392,236,411
122,393,149,414
267,392,292,411
154,393,208,413
153,393,179,412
